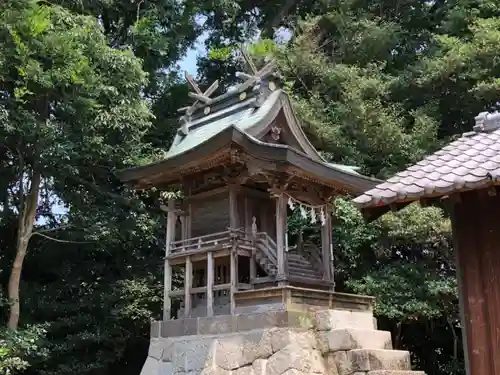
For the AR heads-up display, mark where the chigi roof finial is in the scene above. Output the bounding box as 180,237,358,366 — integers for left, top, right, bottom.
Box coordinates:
178,72,219,118
175,46,280,134
234,46,276,93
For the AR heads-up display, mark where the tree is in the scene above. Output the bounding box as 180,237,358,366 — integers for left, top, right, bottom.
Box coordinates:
0,0,151,330
0,325,47,374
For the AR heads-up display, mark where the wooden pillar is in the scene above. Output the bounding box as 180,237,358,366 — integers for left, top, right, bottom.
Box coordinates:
246,196,257,283
250,215,257,284
276,194,287,280
183,181,192,239
244,197,252,235
163,199,176,320
207,251,214,317
321,205,333,281
186,202,192,238
180,216,187,240
184,255,192,318
230,241,237,314
229,185,239,313
453,190,500,375
229,185,239,229
260,201,269,236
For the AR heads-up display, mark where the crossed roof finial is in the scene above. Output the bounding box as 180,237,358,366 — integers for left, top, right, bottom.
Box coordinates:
176,46,277,133
179,72,219,117
235,46,276,92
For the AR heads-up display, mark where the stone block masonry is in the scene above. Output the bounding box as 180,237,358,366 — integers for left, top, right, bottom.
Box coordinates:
140,309,425,375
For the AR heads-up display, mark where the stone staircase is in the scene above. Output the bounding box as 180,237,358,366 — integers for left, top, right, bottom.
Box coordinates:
316,309,424,375
141,308,426,375
253,233,324,281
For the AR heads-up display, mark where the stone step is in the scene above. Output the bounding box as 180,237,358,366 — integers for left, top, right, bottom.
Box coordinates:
316,310,377,331
348,349,412,372
367,371,426,375
318,329,392,352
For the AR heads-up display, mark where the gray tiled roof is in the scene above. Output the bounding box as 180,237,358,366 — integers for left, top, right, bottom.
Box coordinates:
353,111,500,208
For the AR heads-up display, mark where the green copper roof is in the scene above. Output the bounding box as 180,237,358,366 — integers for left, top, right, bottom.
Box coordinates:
117,54,381,193
167,90,282,158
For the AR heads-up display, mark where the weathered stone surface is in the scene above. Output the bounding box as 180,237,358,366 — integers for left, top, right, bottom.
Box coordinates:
214,330,272,370
148,339,164,360
141,311,425,375
159,361,173,375
198,315,236,335
281,370,308,375
318,329,392,352
367,372,426,375
270,328,316,352
140,357,159,375
161,339,175,362
291,312,315,330
348,349,411,372
151,321,160,338
235,303,286,315
200,366,232,375
266,343,325,375
324,353,340,375
236,312,287,331
330,351,352,375
241,330,273,363
160,318,198,337
233,365,255,375
173,338,216,373
315,310,375,331
252,359,267,375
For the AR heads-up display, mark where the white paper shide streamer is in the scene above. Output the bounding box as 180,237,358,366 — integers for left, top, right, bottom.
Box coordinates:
285,194,328,226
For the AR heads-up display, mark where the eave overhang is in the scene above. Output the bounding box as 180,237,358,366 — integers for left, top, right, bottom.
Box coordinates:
117,126,380,194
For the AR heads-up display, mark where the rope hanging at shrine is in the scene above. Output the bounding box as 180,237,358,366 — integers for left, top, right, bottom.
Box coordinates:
280,192,330,226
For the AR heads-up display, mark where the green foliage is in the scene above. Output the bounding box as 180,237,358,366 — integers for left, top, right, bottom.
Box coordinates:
0,325,48,374
3,0,498,373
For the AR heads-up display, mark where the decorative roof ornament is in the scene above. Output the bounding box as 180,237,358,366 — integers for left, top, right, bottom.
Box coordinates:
473,111,500,133
175,47,280,135
234,47,277,93
177,72,219,133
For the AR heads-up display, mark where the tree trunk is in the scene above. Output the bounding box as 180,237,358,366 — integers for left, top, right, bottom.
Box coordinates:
7,168,41,330
448,317,459,360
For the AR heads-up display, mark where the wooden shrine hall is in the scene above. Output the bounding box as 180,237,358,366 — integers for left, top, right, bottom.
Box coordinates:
118,53,378,320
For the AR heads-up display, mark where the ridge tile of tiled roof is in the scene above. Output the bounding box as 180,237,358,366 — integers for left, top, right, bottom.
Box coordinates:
353,111,500,208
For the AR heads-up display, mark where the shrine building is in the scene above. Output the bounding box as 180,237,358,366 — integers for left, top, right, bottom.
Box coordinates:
117,54,379,320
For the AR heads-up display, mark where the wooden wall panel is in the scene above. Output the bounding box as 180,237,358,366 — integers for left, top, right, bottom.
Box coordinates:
477,191,500,374
190,193,229,238
454,189,500,375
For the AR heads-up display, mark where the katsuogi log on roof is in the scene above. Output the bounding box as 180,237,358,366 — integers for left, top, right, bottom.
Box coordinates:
117,51,379,195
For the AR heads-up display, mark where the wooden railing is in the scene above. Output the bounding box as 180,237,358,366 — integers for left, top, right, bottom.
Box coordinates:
169,230,233,254
254,232,278,266
169,228,269,256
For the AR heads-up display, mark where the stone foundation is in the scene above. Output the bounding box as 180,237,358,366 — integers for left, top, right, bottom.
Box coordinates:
141,309,425,375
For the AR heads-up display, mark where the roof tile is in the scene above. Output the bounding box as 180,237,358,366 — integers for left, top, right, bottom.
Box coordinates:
354,121,500,208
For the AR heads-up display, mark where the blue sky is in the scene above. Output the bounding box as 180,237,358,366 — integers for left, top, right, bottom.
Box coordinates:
179,27,292,75
179,33,209,76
